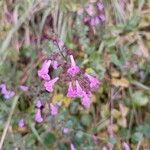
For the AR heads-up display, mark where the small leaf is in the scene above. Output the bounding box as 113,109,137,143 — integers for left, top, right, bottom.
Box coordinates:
81,114,92,127
44,133,56,146
132,91,149,107
108,137,117,145
131,132,143,143
112,109,121,119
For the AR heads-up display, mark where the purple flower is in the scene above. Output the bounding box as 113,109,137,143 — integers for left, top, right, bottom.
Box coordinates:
92,135,97,143
90,16,101,26
57,39,64,49
52,60,58,70
19,85,29,91
97,2,104,11
0,84,7,94
18,119,25,128
35,109,43,123
50,103,58,116
85,73,100,89
38,60,51,80
99,14,106,22
67,82,77,98
75,80,84,97
4,91,15,99
102,146,107,150
67,55,80,76
90,18,96,26
0,84,15,99
63,128,70,134
85,4,95,16
35,99,43,108
81,93,91,108
70,143,76,150
94,16,100,25
123,142,130,150
44,77,59,92
84,16,90,23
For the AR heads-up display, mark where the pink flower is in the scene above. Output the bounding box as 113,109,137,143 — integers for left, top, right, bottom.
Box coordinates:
76,80,84,97
99,15,106,22
94,16,100,25
67,82,77,98
4,91,15,99
123,142,130,150
85,73,100,89
35,99,43,108
70,143,76,150
67,55,80,76
38,60,51,80
85,4,95,16
44,77,59,92
92,135,97,143
18,119,25,128
90,18,96,26
50,103,58,116
35,109,43,123
0,84,7,94
19,85,29,91
81,93,91,108
97,2,104,11
57,39,64,49
101,146,107,150
63,128,70,134
52,60,58,70
108,143,113,150
0,84,15,99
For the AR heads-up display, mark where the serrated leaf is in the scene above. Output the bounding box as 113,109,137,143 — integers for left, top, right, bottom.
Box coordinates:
131,132,143,143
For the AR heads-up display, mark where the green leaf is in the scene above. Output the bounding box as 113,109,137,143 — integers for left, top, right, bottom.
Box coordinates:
132,91,149,107
125,13,140,31
75,130,84,140
136,124,150,138
104,37,118,48
131,132,143,143
69,102,79,115
44,133,56,146
58,143,68,150
108,137,117,145
111,54,122,67
80,114,92,127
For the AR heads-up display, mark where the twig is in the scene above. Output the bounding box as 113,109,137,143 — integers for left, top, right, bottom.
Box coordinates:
132,80,150,91
136,139,143,150
0,96,19,150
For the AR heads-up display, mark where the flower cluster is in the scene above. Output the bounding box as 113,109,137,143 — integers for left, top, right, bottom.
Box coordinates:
83,0,105,26
37,36,100,111
66,55,100,108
